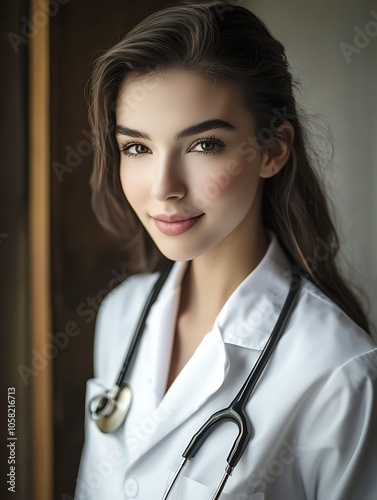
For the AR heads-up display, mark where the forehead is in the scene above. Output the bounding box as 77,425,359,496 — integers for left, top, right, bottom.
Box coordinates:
115,69,251,125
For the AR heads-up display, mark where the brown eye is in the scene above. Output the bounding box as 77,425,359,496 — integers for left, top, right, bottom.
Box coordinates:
134,144,149,154
201,141,215,151
191,137,226,156
120,142,150,158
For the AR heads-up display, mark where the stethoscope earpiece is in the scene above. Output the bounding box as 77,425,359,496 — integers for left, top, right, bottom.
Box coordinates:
89,384,133,433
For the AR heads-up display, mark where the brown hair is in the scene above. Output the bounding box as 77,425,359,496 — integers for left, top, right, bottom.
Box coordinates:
87,0,371,334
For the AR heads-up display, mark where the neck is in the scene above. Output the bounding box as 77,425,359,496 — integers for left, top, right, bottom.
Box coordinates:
180,224,270,322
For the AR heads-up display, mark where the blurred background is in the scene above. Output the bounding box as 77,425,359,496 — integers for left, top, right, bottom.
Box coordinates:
1,0,376,499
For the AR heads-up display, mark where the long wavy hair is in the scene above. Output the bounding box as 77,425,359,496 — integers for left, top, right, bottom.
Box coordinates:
87,0,371,335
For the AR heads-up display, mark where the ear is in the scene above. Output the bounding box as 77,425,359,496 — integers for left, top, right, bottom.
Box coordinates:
259,122,295,179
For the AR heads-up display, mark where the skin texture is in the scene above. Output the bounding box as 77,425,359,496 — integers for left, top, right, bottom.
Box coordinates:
115,69,294,388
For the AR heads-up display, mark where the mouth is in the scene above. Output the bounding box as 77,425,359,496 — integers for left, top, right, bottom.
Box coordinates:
151,213,204,236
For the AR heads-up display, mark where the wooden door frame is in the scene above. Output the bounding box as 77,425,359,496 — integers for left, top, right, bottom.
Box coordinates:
29,0,53,498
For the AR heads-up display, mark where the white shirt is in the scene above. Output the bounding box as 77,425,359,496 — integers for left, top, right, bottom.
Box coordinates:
75,230,377,500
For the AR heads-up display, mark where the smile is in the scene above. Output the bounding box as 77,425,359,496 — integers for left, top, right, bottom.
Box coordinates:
152,214,204,236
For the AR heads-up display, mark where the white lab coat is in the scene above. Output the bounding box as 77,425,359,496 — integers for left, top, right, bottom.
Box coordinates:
75,230,377,500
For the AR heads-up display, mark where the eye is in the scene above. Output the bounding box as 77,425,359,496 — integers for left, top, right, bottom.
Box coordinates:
119,135,227,158
190,136,227,156
120,143,150,158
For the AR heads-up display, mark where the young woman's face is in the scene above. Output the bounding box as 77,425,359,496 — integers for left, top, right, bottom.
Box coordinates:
115,69,269,262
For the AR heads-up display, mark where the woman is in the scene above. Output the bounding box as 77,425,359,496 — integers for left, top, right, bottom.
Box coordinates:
75,1,377,498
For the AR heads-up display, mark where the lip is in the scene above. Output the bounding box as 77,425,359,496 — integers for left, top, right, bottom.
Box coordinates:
152,213,203,222
151,213,204,236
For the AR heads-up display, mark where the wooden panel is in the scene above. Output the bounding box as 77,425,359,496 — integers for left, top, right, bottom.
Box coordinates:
0,1,31,499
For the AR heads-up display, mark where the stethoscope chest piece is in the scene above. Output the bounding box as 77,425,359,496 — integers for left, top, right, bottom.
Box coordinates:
89,384,132,433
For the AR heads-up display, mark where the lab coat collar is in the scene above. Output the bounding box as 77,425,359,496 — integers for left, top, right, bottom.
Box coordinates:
216,230,294,350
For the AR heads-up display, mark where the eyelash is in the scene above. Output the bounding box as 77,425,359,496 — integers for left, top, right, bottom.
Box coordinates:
119,134,227,159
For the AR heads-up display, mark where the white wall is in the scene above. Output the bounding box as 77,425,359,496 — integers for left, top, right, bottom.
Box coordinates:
246,0,377,338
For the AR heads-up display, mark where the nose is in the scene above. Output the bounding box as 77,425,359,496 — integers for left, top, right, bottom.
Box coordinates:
151,154,186,201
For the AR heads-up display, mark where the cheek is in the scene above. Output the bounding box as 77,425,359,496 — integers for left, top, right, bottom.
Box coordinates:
191,157,259,212
119,163,146,210
230,160,260,200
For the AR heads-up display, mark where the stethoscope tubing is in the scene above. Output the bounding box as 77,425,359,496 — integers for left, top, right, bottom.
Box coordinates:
161,265,301,499
115,260,175,388
88,260,175,432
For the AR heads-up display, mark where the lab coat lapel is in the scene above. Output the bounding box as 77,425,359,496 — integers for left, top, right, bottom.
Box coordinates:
128,335,229,467
143,259,230,411
160,321,230,422
122,260,187,466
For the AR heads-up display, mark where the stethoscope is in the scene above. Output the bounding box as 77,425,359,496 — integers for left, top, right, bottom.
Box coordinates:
89,259,301,499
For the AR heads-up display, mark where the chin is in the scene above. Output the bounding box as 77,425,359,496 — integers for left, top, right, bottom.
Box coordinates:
154,245,197,262
151,238,207,262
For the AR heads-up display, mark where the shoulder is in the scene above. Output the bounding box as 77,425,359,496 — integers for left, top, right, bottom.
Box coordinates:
285,274,377,381
291,282,377,499
92,270,160,383
298,275,375,348
268,274,377,438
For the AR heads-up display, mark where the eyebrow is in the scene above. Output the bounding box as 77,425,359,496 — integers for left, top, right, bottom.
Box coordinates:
115,118,236,142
